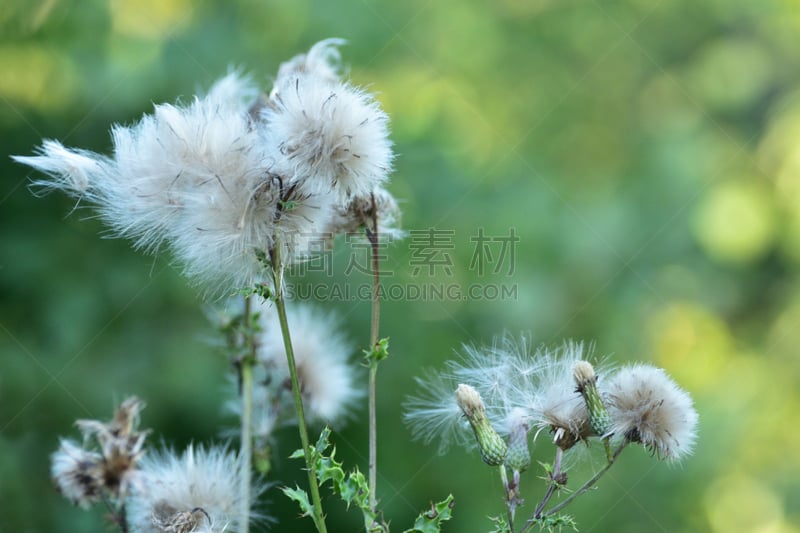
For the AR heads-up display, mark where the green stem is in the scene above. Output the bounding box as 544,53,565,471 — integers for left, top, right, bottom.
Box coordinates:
499,465,515,533
367,199,381,515
272,244,328,533
541,441,626,518
239,296,256,533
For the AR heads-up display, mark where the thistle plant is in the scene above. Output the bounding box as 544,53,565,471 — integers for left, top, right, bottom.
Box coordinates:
16,39,698,533
404,335,699,532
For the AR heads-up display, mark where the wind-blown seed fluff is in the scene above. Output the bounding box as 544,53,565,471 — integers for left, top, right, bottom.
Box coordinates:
253,300,361,427
127,444,265,533
263,72,393,200
604,364,698,460
403,371,472,454
404,334,547,453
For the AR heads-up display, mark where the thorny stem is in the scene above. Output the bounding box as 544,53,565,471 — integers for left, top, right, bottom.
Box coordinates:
239,295,256,533
499,465,516,533
533,447,564,520
367,193,381,515
272,241,328,533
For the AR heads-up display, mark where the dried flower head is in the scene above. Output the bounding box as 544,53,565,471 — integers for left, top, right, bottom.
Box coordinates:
127,444,265,533
50,439,104,509
50,397,149,510
604,364,698,460
326,187,404,241
75,396,148,500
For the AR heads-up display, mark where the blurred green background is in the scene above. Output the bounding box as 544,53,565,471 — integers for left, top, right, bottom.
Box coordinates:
2,0,800,531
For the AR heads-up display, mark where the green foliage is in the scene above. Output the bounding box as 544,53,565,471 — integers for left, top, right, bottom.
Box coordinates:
288,427,386,531
287,428,453,532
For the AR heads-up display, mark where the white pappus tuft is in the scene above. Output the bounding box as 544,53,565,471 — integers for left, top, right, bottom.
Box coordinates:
603,364,699,461
127,444,266,533
263,74,393,200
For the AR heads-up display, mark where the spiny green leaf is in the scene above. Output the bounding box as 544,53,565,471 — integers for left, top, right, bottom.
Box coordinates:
403,494,455,533
282,486,313,517
527,514,579,532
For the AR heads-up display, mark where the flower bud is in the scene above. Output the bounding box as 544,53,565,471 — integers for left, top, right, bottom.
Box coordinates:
573,361,611,436
455,384,508,466
505,419,531,474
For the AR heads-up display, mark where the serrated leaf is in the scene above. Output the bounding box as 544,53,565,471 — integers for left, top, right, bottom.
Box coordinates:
526,514,579,532
403,494,455,533
364,337,390,366
487,516,512,533
282,486,313,518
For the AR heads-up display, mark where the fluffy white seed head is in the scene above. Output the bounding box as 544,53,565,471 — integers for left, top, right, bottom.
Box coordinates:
15,44,394,295
127,444,264,533
254,300,361,426
604,364,699,460
262,75,393,200
51,439,104,509
108,73,278,289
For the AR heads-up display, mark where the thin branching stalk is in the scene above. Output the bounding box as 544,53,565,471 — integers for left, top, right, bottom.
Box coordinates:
542,441,626,517
271,240,328,533
520,441,627,532
367,193,381,514
239,295,256,533
533,447,564,520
